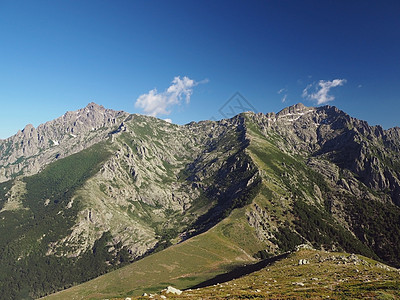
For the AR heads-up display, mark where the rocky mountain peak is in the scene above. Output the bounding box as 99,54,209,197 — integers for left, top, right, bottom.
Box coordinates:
276,102,311,116
85,101,103,110
0,103,128,182
22,124,35,133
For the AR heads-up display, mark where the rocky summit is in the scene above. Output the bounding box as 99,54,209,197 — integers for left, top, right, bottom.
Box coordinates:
0,103,128,183
0,103,400,299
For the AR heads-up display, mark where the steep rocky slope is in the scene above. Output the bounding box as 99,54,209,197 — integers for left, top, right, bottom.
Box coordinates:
0,107,259,299
1,102,400,299
0,102,128,182
249,103,400,206
45,113,258,260
247,104,400,266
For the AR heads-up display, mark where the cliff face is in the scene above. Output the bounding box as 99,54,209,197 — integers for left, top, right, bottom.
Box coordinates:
246,104,400,267
248,103,400,206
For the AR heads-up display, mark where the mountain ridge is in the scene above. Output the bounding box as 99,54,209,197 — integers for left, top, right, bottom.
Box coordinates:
0,102,128,182
1,102,400,299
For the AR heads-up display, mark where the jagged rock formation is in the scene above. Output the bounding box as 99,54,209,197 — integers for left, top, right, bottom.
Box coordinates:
1,102,400,299
44,114,258,259
248,103,400,206
246,104,400,266
0,102,128,182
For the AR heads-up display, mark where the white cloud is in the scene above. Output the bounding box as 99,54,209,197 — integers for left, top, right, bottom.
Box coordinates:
302,79,346,105
278,88,288,103
197,78,210,85
302,84,312,98
277,88,286,94
164,118,172,123
135,76,204,117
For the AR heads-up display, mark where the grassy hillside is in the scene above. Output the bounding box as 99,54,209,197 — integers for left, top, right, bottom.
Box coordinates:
0,141,118,299
1,109,399,299
1,114,265,299
44,205,268,299
45,246,400,299
163,248,400,299
244,115,377,257
44,114,400,299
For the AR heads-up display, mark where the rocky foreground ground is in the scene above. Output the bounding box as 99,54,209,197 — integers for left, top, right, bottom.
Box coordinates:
119,248,400,299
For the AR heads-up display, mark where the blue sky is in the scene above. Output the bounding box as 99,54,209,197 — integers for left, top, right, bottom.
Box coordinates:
0,0,399,139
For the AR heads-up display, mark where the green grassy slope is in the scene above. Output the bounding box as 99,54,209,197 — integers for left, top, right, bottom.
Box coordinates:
0,114,264,299
247,113,400,269
168,248,400,299
46,246,400,300
44,205,268,299
44,114,400,299
0,141,119,299
244,115,376,257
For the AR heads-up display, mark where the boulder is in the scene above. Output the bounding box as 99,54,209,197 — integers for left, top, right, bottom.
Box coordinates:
164,285,182,295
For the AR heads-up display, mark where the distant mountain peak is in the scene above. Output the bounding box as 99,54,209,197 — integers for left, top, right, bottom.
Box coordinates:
0,103,129,182
85,102,104,111
276,102,313,116
22,123,35,132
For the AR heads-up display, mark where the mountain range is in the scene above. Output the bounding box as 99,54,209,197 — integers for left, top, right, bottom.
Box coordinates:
0,102,399,299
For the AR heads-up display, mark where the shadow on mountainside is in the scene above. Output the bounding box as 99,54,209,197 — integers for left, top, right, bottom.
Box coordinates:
189,252,291,290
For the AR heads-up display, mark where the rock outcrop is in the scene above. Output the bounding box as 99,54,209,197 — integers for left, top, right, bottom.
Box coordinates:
248,104,400,207
0,102,128,182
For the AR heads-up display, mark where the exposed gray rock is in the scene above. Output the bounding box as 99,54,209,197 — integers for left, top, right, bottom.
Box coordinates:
248,103,400,207
162,286,182,295
0,102,128,182
298,259,309,265
295,244,314,251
